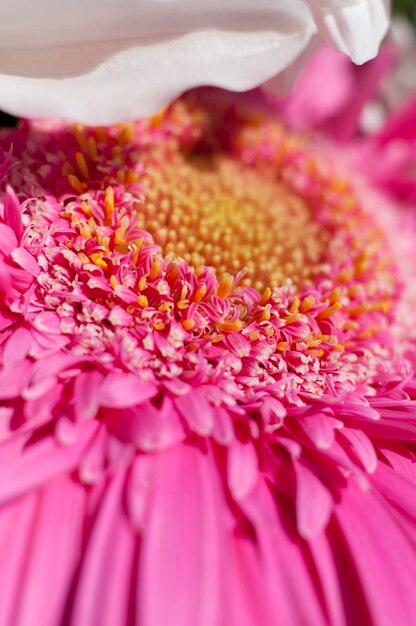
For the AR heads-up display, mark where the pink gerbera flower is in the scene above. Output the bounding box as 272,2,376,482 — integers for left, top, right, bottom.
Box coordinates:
1,76,416,625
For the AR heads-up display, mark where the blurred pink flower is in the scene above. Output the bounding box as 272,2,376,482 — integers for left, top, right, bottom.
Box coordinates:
0,68,416,625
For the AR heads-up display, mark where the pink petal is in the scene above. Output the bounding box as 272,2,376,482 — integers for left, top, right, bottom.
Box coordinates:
74,371,104,420
3,185,22,239
335,481,416,626
300,412,335,449
175,387,215,436
0,421,96,505
69,472,137,626
227,439,258,500
294,460,333,538
0,223,17,255
138,444,226,626
340,428,377,473
99,373,157,409
10,247,40,276
33,311,62,334
2,326,33,368
241,480,327,625
0,476,86,626
0,361,32,399
212,407,235,445
107,397,184,451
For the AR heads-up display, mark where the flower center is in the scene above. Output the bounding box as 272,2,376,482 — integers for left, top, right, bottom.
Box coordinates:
137,153,329,291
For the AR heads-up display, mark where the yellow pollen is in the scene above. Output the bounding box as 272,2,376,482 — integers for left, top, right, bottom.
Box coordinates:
135,152,328,291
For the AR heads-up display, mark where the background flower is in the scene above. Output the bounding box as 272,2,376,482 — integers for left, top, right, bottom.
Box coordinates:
0,0,390,124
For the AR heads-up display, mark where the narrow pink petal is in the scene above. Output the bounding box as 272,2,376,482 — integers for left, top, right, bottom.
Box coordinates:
227,439,258,500
294,460,333,539
0,488,39,625
0,361,31,399
3,185,22,239
222,533,278,626
0,223,18,255
308,530,348,626
335,482,416,626
99,373,157,408
32,311,62,333
2,326,33,368
212,407,235,445
74,371,104,420
69,472,137,626
138,444,226,626
0,421,96,505
10,247,40,276
78,424,108,485
174,387,215,435
107,397,184,451
379,444,416,483
372,462,416,523
340,428,377,473
300,412,335,449
241,480,327,625
7,476,86,626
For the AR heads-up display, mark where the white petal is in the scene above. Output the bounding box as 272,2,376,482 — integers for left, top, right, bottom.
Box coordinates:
0,0,390,124
0,1,314,124
304,0,391,64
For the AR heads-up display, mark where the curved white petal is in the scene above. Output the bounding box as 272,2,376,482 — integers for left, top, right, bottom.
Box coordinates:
0,0,390,124
305,0,391,64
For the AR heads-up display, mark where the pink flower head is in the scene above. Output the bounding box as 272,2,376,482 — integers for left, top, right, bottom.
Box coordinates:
0,83,416,626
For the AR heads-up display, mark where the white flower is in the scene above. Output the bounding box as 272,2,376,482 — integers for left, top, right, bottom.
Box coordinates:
0,0,390,124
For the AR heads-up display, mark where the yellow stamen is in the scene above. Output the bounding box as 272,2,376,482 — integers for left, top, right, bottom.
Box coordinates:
300,295,315,313
182,319,196,331
109,275,119,289
68,175,85,195
75,151,90,180
217,274,234,299
104,187,115,224
138,276,148,291
90,252,108,270
137,295,149,308
317,302,342,320
218,320,243,332
260,287,272,306
193,285,207,303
